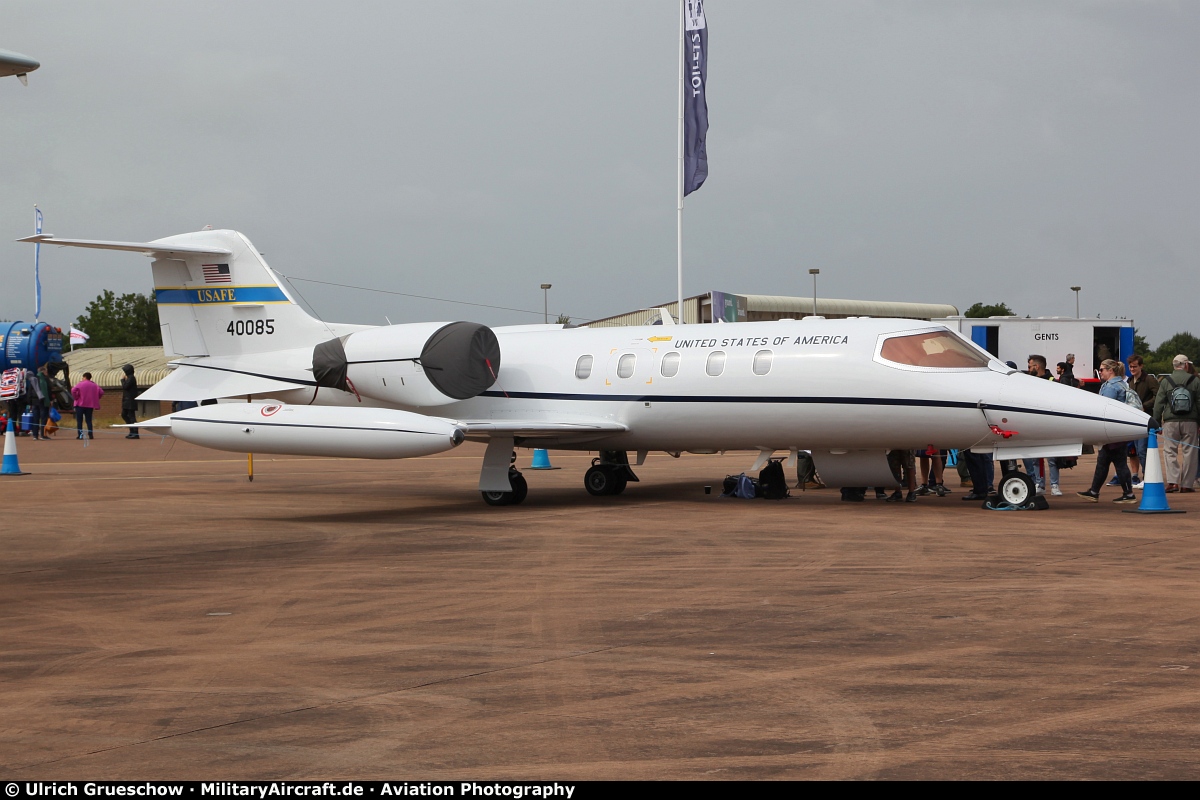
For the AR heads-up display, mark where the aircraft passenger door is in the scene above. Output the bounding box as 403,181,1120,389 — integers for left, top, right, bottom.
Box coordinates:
605,348,656,388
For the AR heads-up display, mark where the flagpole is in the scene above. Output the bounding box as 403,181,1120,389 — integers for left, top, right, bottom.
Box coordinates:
676,0,685,324
33,205,42,323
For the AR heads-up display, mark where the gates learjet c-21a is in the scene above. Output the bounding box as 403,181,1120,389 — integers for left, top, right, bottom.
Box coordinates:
21,229,1149,505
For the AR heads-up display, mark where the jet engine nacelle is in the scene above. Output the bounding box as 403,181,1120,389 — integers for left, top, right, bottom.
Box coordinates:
312,321,500,408
146,403,466,459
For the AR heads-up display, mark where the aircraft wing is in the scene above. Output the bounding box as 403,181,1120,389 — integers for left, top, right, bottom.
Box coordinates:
138,362,314,402
460,419,626,444
17,234,232,261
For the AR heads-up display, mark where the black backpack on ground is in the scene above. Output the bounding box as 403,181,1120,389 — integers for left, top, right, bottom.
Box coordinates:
758,459,790,500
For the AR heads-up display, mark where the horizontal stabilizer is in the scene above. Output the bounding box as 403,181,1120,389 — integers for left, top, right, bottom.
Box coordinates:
138,363,313,402
123,417,173,436
17,234,232,260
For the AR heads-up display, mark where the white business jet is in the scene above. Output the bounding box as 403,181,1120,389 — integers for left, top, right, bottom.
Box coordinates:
0,48,39,85
21,229,1149,506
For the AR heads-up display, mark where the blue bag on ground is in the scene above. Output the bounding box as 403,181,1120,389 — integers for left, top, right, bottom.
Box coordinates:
721,473,758,499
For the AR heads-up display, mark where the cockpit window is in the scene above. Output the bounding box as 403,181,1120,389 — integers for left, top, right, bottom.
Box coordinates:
879,330,990,369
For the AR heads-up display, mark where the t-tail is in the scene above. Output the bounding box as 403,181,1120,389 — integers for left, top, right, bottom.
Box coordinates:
19,229,358,358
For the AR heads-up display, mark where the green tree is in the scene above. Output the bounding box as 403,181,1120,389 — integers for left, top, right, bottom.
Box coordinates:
964,302,1015,318
1151,331,1200,373
555,313,571,326
1133,328,1152,356
74,290,161,348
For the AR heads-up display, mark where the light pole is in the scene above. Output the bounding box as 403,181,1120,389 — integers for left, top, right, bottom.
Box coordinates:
1071,286,1081,319
540,283,552,324
808,269,820,317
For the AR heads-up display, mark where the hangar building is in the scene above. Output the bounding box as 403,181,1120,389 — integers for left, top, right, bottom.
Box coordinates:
587,291,958,327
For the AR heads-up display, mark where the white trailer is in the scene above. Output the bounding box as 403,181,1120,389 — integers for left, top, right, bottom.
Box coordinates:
935,316,1135,388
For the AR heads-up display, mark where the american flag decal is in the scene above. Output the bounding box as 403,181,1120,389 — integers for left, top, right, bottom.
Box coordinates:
202,263,231,283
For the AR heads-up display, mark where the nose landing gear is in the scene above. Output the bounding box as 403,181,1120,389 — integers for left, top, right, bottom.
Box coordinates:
996,469,1037,508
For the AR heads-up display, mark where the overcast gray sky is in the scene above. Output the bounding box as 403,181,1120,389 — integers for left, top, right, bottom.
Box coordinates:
2,1,1197,344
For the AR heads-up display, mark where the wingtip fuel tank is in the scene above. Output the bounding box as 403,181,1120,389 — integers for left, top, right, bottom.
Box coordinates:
142,403,465,459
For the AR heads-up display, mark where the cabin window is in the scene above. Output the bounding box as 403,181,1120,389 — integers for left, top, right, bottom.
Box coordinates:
879,330,990,369
575,355,593,379
617,353,636,379
752,350,773,375
660,351,681,377
706,351,726,377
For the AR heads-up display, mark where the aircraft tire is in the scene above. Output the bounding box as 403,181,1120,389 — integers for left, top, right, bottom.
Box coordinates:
509,471,529,505
481,469,528,506
998,471,1035,507
481,490,513,506
585,465,622,496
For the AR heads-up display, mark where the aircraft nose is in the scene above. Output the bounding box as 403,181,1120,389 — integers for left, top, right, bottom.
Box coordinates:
998,375,1147,446
1104,398,1151,442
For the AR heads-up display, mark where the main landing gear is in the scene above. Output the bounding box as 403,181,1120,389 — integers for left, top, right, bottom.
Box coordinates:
584,450,640,497
481,467,528,506
477,443,640,506
478,438,528,506
585,463,627,496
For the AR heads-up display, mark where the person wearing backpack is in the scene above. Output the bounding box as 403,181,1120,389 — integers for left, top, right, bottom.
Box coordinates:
1152,354,1200,493
1077,360,1138,504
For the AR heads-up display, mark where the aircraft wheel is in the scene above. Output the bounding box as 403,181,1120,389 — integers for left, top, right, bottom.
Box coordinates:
585,465,622,496
509,471,528,505
610,474,628,495
481,490,512,506
998,471,1035,506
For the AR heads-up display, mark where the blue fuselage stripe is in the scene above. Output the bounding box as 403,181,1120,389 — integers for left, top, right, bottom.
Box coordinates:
156,286,289,305
477,390,1146,429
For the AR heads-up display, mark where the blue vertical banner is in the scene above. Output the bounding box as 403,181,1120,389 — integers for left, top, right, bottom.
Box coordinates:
683,0,709,196
33,205,43,322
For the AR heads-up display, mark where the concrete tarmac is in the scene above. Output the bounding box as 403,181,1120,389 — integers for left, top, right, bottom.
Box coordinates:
2,434,1199,779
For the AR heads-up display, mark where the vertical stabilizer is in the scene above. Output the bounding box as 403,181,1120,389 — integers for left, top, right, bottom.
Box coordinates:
18,229,366,359
148,230,338,358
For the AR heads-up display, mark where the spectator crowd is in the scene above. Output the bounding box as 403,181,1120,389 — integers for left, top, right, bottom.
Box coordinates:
0,363,140,441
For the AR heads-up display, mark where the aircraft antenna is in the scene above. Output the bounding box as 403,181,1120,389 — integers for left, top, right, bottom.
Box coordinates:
278,272,338,340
